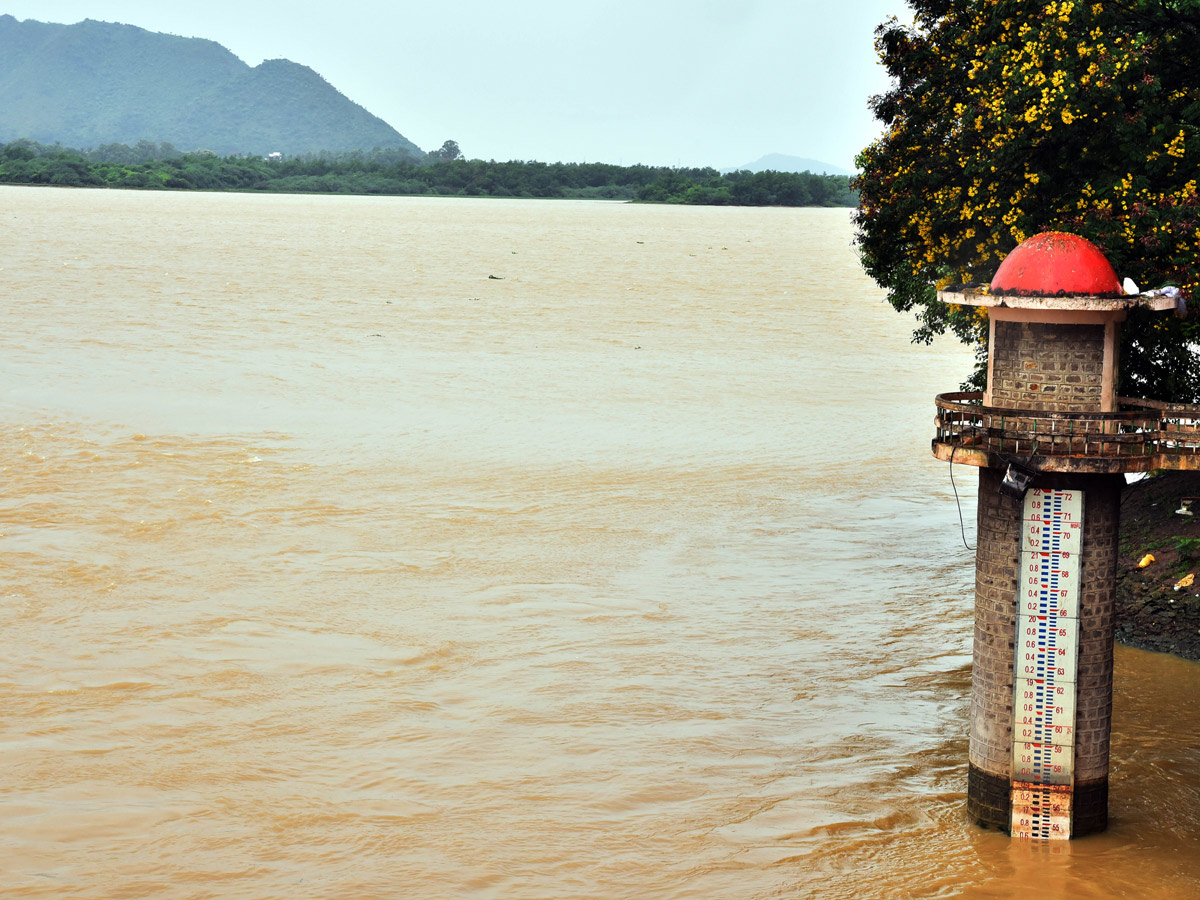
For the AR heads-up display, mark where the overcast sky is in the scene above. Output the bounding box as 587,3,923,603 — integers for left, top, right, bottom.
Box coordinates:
3,1,913,170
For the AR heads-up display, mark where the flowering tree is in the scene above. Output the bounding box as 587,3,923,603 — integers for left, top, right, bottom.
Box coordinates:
855,0,1200,402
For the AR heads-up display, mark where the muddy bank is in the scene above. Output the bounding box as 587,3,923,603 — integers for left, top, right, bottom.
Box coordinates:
1116,470,1200,661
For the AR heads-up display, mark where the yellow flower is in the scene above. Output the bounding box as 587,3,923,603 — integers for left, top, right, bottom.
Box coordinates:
1166,130,1187,159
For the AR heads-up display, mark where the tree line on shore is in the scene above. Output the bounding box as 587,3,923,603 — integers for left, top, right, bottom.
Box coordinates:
0,139,856,207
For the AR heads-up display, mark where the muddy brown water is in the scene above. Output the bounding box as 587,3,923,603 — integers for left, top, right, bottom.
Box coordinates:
2,187,1197,898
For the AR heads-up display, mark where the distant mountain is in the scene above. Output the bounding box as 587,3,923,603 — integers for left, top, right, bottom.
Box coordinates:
0,15,423,157
726,154,854,177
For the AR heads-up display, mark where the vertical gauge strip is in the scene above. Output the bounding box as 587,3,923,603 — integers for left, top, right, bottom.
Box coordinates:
1011,487,1083,839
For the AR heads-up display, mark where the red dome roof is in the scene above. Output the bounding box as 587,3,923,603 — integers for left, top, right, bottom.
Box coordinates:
989,232,1121,295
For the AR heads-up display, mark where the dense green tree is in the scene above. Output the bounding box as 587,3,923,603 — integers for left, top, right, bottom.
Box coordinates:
2,139,34,161
638,168,853,206
856,0,1200,401
428,139,463,161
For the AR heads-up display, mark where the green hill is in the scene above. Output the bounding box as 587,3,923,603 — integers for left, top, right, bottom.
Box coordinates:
0,15,422,157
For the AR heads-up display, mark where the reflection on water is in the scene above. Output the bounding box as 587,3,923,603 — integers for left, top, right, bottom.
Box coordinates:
2,187,1197,898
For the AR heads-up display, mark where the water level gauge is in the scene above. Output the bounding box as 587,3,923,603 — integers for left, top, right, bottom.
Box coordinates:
1011,487,1083,839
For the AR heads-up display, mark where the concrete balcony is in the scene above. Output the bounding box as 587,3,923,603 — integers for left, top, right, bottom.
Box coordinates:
933,391,1200,473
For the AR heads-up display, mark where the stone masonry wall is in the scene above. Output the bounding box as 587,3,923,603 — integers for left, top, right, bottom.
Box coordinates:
969,466,1023,830
968,467,1121,833
989,321,1106,412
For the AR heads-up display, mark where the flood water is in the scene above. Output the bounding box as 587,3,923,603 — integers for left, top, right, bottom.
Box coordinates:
2,187,1198,898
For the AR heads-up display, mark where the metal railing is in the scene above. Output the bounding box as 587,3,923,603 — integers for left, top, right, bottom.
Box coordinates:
934,392,1200,470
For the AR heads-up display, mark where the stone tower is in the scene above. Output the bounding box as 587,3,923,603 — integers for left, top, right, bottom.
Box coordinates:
930,232,1189,838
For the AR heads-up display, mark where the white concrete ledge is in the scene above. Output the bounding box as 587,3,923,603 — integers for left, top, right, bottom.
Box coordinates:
937,289,1180,313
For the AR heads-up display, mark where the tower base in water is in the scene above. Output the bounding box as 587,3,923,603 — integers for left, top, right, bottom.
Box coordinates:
966,468,1120,838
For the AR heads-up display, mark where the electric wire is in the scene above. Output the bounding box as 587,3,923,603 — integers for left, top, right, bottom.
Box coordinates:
949,444,976,551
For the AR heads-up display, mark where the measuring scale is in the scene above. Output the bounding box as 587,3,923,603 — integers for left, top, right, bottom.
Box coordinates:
1012,487,1083,839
